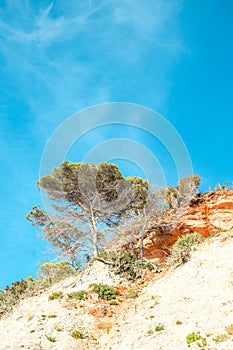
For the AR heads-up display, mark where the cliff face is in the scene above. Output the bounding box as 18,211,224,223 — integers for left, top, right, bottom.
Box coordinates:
142,190,233,262
173,190,233,235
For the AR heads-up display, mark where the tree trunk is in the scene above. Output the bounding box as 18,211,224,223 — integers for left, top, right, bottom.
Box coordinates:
139,208,147,260
93,232,98,257
90,209,98,257
139,228,145,260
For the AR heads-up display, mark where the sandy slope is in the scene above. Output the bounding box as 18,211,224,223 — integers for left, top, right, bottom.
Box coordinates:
1,232,233,350
98,231,233,350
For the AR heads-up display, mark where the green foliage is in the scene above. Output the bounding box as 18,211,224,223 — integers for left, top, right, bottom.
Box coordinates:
176,320,182,325
66,290,87,301
98,250,155,280
126,288,137,298
213,333,228,343
0,260,75,319
48,291,63,301
92,283,117,300
37,261,73,286
186,332,201,344
206,229,227,240
197,337,207,347
225,324,233,335
99,250,137,279
126,176,149,212
155,324,164,332
167,232,202,266
46,335,56,342
0,278,33,318
54,324,63,332
71,329,85,339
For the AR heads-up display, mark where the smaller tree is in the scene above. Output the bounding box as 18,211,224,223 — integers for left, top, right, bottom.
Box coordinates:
132,186,167,259
37,261,73,285
26,207,84,269
178,174,201,206
165,186,179,209
166,174,201,209
113,185,167,259
167,232,202,266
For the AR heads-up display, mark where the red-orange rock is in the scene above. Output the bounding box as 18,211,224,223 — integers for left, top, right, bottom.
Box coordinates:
125,191,233,263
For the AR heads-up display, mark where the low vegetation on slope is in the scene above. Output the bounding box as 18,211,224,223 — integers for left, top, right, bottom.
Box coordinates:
1,230,233,350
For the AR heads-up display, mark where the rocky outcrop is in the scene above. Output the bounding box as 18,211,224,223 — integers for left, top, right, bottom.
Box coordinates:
141,190,233,262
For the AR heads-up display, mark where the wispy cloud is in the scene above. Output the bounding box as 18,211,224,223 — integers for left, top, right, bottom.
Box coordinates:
0,0,184,139
0,1,107,46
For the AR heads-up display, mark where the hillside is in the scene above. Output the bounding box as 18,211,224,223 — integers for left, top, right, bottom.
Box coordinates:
1,191,233,350
98,230,233,350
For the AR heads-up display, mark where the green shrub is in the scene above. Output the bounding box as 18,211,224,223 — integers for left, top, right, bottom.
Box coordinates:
176,320,182,325
167,233,202,266
98,250,138,279
71,329,85,339
92,283,117,300
66,290,87,301
54,324,63,332
206,229,227,239
186,332,201,344
143,262,155,271
37,261,73,287
197,337,207,347
0,261,73,319
225,324,233,335
48,291,63,300
98,250,155,280
213,333,228,343
126,288,137,298
155,324,164,332
46,335,56,342
0,278,32,318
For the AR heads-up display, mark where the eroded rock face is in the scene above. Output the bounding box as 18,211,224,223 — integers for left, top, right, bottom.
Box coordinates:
174,191,233,234
140,191,233,262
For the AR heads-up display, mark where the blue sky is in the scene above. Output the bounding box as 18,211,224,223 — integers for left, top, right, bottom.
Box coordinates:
0,0,232,288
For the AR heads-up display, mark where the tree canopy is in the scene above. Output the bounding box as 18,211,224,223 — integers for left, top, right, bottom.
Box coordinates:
26,161,148,266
